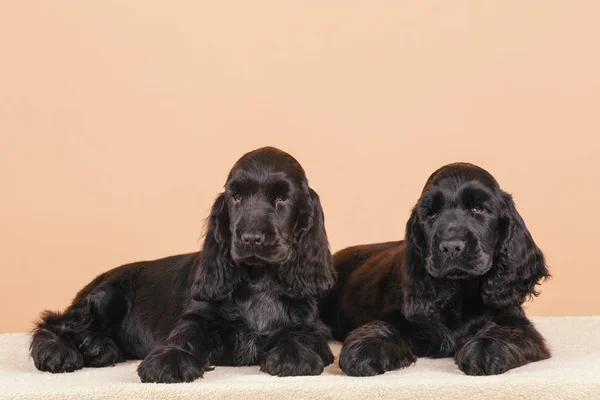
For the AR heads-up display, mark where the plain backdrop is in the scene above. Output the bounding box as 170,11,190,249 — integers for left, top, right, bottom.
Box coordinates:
1,1,599,332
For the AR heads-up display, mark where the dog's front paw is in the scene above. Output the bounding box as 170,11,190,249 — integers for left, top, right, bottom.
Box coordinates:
339,337,415,377
260,344,325,377
338,321,416,377
138,346,208,383
31,330,84,373
455,336,523,376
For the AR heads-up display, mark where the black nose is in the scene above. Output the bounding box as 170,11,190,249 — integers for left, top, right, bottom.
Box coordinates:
241,232,266,246
439,240,465,258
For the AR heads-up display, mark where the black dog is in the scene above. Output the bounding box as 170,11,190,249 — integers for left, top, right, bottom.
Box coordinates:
321,162,550,376
31,147,336,383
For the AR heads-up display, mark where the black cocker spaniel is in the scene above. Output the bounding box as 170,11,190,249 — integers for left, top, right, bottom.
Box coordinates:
31,146,336,383
321,162,550,376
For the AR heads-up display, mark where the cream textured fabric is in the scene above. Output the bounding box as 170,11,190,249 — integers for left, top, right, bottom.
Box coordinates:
1,317,599,400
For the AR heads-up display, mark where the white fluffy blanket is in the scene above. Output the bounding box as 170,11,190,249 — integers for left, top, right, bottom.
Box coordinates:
1,317,599,399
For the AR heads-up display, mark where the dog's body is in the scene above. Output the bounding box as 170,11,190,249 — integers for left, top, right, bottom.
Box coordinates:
321,163,550,376
31,147,335,383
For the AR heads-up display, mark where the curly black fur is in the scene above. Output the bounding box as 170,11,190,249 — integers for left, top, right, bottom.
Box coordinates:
321,162,550,376
31,147,335,383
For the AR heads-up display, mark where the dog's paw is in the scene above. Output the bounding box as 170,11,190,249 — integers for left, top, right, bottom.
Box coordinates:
339,337,415,377
79,333,124,367
260,344,325,377
138,346,208,383
31,330,84,373
455,336,523,376
338,321,416,377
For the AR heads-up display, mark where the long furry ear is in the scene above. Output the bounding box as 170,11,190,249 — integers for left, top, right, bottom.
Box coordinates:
278,188,335,299
481,193,550,309
402,209,457,322
191,193,240,302
402,209,439,321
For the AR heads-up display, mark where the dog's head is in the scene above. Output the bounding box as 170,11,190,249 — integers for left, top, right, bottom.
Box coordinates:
403,163,549,319
192,147,334,301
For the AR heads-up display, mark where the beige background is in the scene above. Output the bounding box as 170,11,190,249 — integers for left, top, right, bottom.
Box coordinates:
1,1,599,333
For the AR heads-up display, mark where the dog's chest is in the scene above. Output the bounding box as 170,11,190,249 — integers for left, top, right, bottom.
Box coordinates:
236,291,288,333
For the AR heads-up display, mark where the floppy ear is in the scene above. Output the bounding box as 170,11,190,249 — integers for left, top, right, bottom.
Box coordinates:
278,187,335,299
192,193,240,302
481,193,550,309
402,208,456,322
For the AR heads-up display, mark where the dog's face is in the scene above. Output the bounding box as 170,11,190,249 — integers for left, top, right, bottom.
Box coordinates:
404,162,547,316
225,158,306,266
192,146,335,302
415,164,504,280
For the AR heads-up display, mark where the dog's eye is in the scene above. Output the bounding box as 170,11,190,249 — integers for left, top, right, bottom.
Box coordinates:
427,212,437,220
472,206,485,214
275,195,288,203
231,193,242,203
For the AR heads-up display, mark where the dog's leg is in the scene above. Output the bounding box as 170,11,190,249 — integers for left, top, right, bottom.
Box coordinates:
259,323,336,377
137,304,217,383
455,310,550,376
260,330,326,377
30,283,126,373
338,320,416,377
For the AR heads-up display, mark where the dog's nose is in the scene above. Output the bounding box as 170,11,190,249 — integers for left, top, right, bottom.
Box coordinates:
439,240,465,258
241,232,266,246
